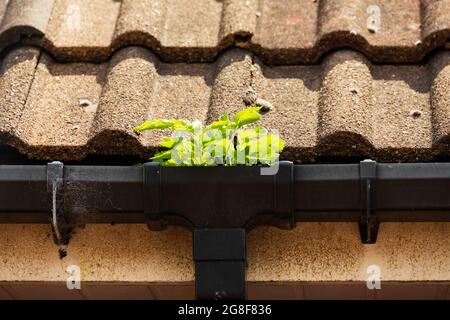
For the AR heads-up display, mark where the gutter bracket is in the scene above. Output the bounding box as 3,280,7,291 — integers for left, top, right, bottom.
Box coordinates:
143,162,167,231
194,228,246,300
47,161,70,245
359,159,379,244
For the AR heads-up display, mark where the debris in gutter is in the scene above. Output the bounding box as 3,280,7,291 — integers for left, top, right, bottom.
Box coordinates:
255,98,273,113
243,88,273,112
243,88,257,105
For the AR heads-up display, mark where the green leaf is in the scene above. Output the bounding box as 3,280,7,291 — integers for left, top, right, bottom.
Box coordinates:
232,106,262,128
204,138,235,164
254,126,268,136
162,159,178,167
172,119,193,132
158,136,182,149
258,134,285,153
191,120,202,134
134,118,193,132
247,153,280,166
170,140,195,166
190,120,204,165
134,119,176,132
203,128,224,144
255,134,285,165
237,129,255,145
137,105,279,167
205,113,231,135
219,112,229,122
205,120,229,131
236,127,266,144
150,150,172,161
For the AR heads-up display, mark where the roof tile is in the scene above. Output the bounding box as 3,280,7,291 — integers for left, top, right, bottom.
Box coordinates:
113,0,166,50
13,52,108,156
0,47,40,138
1,47,449,161
252,59,321,158
430,51,450,146
317,51,375,155
0,0,54,52
0,0,448,64
90,47,213,155
44,0,121,61
161,0,223,48
422,0,450,39
0,0,8,20
208,49,254,122
89,47,160,155
253,0,318,49
220,0,258,42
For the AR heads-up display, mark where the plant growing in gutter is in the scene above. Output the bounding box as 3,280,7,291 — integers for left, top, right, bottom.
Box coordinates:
134,107,285,166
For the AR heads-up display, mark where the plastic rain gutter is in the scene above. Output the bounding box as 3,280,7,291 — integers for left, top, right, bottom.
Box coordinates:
1,160,450,299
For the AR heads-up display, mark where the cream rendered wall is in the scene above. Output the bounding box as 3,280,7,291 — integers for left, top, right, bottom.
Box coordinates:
0,222,449,283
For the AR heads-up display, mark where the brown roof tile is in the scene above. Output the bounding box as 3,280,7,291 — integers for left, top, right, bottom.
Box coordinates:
0,47,40,138
0,0,54,52
0,0,8,19
0,0,449,64
12,52,109,156
1,46,449,161
43,0,121,60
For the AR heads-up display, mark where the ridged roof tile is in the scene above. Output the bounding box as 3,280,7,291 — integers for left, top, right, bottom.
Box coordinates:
0,0,448,64
1,46,449,161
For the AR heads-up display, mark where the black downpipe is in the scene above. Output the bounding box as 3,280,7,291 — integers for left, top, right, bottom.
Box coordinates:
194,228,246,300
1,160,450,299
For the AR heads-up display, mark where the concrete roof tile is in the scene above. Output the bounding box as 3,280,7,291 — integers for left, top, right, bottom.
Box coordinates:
43,0,121,61
0,0,8,20
12,51,108,158
0,0,448,64
0,47,40,137
1,47,450,161
0,0,54,52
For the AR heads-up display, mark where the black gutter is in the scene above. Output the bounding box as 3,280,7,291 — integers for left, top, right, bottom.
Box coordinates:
2,160,450,224
1,160,450,299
